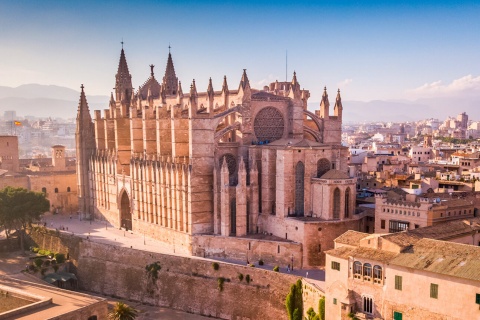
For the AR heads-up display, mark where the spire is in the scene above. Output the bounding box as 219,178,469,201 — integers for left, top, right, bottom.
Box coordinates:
207,77,214,98
115,47,133,103
334,88,343,118
177,81,183,97
163,49,178,96
190,79,197,96
292,71,298,87
320,86,330,119
222,75,229,92
109,92,115,109
77,84,92,124
239,69,250,90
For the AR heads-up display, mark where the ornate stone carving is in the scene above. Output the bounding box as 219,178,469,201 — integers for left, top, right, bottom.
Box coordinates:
254,107,284,142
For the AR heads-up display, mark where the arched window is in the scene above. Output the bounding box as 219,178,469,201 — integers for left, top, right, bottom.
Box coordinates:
41,187,46,193
67,187,71,192
295,162,305,216
333,188,340,219
54,188,58,193
344,187,351,218
317,158,331,177
230,199,236,235
363,263,372,280
373,265,382,284
353,261,362,279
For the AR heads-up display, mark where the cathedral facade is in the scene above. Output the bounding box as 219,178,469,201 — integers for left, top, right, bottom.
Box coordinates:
76,48,361,267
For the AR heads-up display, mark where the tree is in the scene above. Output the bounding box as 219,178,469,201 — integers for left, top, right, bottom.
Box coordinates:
108,302,138,320
319,296,325,320
285,279,303,320
0,187,49,252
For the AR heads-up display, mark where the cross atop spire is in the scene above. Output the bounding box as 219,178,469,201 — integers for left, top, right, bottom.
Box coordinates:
150,64,155,77
121,39,124,49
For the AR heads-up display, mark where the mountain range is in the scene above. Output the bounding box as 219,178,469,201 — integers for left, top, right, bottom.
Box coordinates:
1,84,479,122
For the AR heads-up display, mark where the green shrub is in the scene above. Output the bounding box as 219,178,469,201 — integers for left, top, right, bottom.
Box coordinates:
238,273,244,281
31,247,39,253
212,262,219,271
217,277,225,291
145,261,162,283
34,258,43,268
248,264,255,267
43,260,51,267
54,253,66,264
245,274,251,284
258,259,264,266
273,266,280,272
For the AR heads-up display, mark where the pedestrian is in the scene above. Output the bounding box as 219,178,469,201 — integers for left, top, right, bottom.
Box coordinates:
287,264,290,273
306,272,309,278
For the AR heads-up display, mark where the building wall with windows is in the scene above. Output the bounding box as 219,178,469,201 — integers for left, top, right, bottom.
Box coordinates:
0,145,77,212
325,232,480,320
374,194,474,233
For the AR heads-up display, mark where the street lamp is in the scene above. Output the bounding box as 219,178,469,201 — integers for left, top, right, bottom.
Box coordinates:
291,254,294,271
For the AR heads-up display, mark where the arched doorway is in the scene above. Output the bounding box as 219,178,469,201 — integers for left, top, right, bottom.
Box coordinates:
120,191,132,231
295,162,305,216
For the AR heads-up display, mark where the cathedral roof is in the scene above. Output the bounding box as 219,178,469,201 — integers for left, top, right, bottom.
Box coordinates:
251,91,289,101
320,169,349,179
138,65,161,100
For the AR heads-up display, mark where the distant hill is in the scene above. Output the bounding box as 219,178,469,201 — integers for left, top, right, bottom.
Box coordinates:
1,84,479,122
0,84,108,119
309,96,480,123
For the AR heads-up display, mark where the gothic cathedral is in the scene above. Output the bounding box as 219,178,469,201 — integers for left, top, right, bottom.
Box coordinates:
76,48,360,267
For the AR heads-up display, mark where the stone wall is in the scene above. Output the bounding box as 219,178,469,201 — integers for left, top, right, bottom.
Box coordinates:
27,229,303,320
192,234,302,267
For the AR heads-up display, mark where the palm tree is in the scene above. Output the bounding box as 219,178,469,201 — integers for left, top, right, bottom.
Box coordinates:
108,302,138,320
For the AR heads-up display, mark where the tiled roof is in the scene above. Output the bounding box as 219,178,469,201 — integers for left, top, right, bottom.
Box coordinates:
390,238,480,282
326,246,399,263
320,169,349,179
334,230,369,246
408,218,480,240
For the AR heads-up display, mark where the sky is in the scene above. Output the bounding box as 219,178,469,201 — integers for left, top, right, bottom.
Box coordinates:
1,0,479,103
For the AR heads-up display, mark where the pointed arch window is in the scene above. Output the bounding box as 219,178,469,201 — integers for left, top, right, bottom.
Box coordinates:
295,162,305,216
345,187,351,218
333,188,340,219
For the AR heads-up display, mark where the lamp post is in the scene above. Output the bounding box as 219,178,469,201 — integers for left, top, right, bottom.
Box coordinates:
143,231,146,245
291,254,294,271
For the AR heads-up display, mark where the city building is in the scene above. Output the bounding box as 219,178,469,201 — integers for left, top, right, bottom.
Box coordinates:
325,228,480,319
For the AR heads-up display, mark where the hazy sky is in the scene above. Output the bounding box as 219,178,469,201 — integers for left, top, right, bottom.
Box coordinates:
1,0,479,103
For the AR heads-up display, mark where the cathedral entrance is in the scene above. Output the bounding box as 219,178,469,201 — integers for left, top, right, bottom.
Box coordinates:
295,162,305,216
120,191,132,231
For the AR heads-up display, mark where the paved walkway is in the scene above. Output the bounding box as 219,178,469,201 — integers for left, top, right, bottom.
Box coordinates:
42,213,326,287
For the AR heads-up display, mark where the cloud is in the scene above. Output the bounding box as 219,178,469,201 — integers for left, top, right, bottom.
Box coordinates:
337,78,352,89
256,74,277,88
408,75,480,98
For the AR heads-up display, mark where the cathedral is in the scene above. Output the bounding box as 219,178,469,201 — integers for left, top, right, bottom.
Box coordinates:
76,48,362,267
